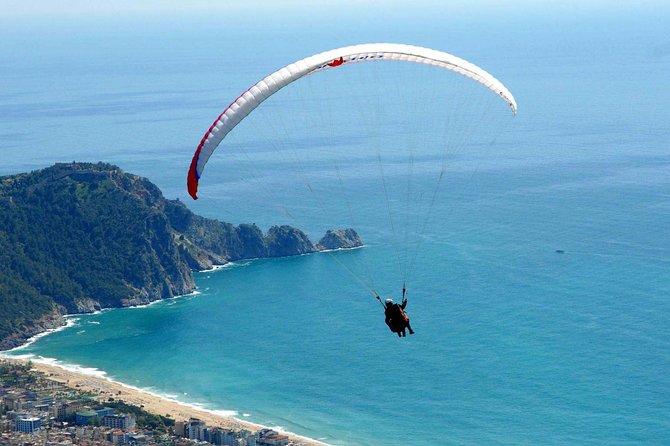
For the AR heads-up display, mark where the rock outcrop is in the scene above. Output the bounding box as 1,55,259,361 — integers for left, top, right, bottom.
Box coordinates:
0,309,65,352
316,229,363,250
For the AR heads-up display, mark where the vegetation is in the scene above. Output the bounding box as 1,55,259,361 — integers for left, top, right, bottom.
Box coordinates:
1,163,177,307
0,360,35,386
0,162,356,349
0,271,54,344
0,163,196,348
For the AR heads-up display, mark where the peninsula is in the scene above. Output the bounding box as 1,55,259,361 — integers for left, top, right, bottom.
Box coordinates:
0,162,362,350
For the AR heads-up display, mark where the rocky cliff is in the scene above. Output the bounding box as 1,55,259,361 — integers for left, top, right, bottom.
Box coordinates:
316,229,363,250
0,162,362,350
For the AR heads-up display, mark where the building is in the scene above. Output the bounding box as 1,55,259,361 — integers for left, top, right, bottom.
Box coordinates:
108,429,128,445
256,430,288,446
102,414,136,430
257,435,288,446
15,416,42,433
18,400,35,410
2,393,23,412
96,408,114,418
209,428,236,446
75,410,99,426
39,397,55,406
34,403,50,413
181,418,208,442
52,400,85,420
127,433,150,445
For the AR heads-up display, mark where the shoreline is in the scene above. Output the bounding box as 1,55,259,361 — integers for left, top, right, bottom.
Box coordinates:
4,317,81,353
0,355,331,446
0,249,368,445
0,259,335,446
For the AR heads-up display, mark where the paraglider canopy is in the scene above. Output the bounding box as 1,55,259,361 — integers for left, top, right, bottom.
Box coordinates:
186,42,517,306
187,43,516,200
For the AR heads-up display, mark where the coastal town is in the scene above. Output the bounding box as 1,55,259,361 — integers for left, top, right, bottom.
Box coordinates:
0,360,314,446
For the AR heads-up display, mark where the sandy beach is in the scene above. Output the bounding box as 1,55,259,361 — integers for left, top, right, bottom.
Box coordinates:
1,357,328,446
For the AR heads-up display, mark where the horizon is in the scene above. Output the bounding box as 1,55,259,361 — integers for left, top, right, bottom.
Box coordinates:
3,1,670,27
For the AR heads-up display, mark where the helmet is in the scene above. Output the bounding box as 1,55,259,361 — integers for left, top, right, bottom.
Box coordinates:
385,298,394,305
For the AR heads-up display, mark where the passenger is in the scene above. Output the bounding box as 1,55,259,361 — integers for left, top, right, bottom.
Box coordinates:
384,297,414,337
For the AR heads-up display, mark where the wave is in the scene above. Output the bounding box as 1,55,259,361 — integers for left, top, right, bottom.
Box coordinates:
198,261,253,273
184,402,238,419
123,290,201,310
123,299,168,310
34,356,110,379
317,244,366,254
199,262,238,273
66,308,112,317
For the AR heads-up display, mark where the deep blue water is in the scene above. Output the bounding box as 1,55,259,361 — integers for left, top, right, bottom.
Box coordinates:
2,7,670,445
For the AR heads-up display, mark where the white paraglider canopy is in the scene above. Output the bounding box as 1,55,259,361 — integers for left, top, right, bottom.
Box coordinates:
188,43,517,200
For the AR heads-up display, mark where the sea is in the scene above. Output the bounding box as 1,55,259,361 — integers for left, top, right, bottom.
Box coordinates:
1,5,669,445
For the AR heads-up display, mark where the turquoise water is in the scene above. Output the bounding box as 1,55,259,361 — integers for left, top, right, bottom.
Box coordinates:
2,7,670,445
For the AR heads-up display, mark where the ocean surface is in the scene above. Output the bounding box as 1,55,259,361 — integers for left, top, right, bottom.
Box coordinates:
2,7,670,445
